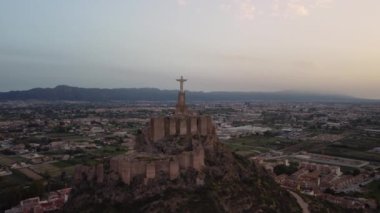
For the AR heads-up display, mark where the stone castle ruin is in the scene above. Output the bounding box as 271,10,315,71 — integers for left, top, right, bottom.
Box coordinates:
149,115,215,142
74,76,217,186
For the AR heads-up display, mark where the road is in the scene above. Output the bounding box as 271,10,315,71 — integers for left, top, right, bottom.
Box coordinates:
288,190,310,213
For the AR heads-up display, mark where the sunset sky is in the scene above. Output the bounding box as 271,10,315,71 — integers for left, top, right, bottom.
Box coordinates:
1,0,379,98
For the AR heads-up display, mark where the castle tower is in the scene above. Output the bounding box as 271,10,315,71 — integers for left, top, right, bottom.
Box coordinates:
175,76,189,115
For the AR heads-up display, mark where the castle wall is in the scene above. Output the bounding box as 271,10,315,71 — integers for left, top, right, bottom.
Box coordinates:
96,164,104,184
149,115,217,141
110,157,120,173
86,167,95,182
102,113,213,185
206,117,214,134
193,147,205,171
178,152,193,169
77,145,206,186
155,160,170,174
73,166,92,184
119,160,131,184
164,117,170,137
131,161,146,177
151,117,165,142
198,116,209,136
179,118,187,136
146,163,156,179
169,118,177,136
169,160,180,180
190,117,198,134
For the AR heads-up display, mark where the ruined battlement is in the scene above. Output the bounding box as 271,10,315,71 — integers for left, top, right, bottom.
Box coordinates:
74,76,210,187
74,145,205,185
148,76,216,142
149,115,215,142
110,145,204,184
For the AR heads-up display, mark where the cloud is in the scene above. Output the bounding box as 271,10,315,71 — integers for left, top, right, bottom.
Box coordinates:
176,0,332,20
219,0,256,21
220,3,232,12
314,0,334,8
239,0,256,20
288,2,309,16
273,0,281,14
271,0,333,18
177,0,187,6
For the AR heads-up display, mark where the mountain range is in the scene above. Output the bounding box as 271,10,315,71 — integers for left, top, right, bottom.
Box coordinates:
0,85,374,102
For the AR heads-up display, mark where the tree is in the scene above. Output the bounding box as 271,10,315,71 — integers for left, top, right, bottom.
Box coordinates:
352,169,360,176
273,162,298,176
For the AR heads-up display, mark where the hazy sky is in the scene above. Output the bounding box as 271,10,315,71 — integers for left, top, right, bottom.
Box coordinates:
1,1,379,98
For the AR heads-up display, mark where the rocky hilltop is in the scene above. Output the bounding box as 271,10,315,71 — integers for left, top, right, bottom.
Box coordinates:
64,77,302,212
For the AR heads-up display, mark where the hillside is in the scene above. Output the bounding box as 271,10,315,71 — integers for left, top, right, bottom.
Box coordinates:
64,142,302,212
0,85,369,102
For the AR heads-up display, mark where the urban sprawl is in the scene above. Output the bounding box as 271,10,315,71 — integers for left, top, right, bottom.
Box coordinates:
1,101,380,212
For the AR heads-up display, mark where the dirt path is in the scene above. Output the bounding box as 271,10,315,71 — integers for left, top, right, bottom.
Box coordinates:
288,190,310,213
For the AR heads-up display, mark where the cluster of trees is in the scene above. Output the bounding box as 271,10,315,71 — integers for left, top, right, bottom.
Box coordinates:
0,180,44,211
273,162,299,176
342,168,361,176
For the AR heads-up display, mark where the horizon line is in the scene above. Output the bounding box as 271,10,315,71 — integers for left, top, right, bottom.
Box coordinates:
1,84,377,101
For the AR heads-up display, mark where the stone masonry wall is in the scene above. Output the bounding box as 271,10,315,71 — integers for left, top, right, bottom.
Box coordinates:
169,118,177,136
119,159,131,184
96,164,104,184
192,146,205,171
190,117,198,134
198,116,209,136
150,117,165,142
146,163,156,179
178,151,193,169
105,146,205,185
150,116,214,142
155,160,170,174
169,160,180,180
179,118,187,135
74,147,206,186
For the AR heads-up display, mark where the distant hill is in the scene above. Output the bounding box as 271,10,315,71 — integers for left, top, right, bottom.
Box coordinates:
0,85,372,102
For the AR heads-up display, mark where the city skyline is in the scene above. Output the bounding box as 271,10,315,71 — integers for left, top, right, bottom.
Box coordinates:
1,0,380,99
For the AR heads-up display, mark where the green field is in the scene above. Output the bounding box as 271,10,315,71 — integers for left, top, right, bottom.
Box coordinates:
333,135,380,151
0,155,25,166
47,133,86,141
0,155,15,166
312,147,380,162
90,145,128,157
0,170,44,211
223,136,299,156
279,133,380,162
0,170,30,189
31,163,62,177
309,135,378,161
52,145,128,168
